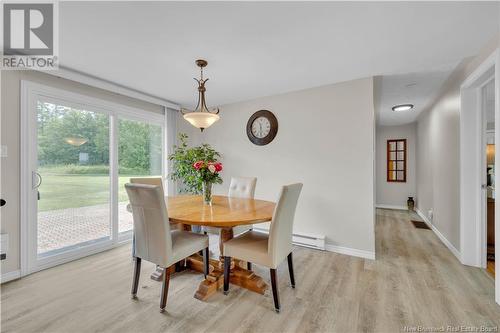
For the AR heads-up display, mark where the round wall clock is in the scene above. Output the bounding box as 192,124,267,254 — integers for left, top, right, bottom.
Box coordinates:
246,110,278,146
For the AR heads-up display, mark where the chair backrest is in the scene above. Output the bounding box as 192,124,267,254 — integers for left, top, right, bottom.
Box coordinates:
268,183,303,265
125,183,171,267
130,177,163,188
228,177,257,199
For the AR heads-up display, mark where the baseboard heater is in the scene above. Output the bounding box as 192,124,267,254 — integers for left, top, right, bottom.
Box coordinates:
252,227,326,251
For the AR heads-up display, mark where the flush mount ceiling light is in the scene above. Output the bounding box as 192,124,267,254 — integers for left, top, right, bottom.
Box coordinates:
392,104,414,112
181,59,220,132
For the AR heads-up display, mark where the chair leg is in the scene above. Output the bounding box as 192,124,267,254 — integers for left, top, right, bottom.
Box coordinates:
175,260,183,272
159,267,171,313
131,257,141,299
247,262,252,271
223,256,231,295
287,252,295,288
270,268,280,313
203,247,209,278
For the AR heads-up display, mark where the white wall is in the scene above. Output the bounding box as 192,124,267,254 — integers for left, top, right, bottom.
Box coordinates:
0,70,163,276
416,36,499,251
376,123,416,208
180,78,376,256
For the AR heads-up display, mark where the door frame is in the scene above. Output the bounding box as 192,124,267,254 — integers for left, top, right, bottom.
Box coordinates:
20,80,166,276
459,48,500,305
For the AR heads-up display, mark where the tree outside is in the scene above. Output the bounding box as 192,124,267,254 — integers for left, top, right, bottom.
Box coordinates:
37,101,162,212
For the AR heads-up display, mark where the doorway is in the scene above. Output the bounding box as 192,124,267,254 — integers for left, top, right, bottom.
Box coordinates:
483,78,496,277
460,49,499,305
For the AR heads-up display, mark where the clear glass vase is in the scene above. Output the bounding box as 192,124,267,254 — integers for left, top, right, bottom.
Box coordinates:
202,181,213,206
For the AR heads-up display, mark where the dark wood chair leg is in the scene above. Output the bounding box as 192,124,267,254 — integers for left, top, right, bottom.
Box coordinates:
270,268,280,313
287,252,295,288
203,247,209,278
159,267,171,313
131,257,141,299
175,261,182,272
223,256,231,295
247,262,252,271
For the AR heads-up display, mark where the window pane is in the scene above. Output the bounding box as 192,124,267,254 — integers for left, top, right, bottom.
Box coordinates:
397,161,404,170
390,152,396,160
397,151,404,160
118,119,162,233
389,142,396,151
397,141,405,150
397,171,404,180
388,161,395,170
37,101,110,256
388,171,396,181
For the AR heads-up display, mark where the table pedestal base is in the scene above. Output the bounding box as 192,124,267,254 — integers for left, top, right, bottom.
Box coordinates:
188,255,267,301
149,226,268,300
150,267,164,281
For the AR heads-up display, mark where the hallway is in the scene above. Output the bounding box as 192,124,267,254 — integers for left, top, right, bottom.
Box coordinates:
1,209,499,332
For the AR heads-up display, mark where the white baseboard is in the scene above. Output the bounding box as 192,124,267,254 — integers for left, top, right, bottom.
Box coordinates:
253,228,373,260
376,204,408,210
1,270,21,284
325,244,375,260
415,208,461,261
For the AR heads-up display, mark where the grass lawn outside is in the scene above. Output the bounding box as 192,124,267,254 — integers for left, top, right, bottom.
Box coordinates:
39,173,149,212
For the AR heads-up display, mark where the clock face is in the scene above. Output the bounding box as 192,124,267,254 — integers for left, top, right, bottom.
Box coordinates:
251,116,271,138
246,110,278,146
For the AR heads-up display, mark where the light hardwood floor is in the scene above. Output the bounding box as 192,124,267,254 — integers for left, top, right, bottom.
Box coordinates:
1,209,499,332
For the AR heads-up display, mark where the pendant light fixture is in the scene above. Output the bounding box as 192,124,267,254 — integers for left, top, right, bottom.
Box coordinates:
181,59,220,132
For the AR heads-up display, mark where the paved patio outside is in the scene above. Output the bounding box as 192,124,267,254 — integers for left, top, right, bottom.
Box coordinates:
38,202,133,254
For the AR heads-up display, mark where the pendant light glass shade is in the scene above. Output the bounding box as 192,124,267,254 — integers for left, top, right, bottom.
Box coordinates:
181,59,221,132
64,137,88,146
183,112,220,130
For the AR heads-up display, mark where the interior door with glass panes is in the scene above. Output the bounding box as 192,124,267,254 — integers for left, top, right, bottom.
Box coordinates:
387,139,407,183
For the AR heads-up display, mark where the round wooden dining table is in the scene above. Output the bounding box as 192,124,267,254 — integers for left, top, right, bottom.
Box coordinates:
165,195,275,301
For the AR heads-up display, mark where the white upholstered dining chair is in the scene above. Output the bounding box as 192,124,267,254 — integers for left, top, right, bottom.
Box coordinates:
125,183,209,312
229,177,257,235
129,177,168,258
223,183,303,313
204,177,257,237
130,177,163,187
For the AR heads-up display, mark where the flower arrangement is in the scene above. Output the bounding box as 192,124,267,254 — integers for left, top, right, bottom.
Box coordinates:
193,160,223,177
169,133,223,203
192,160,223,205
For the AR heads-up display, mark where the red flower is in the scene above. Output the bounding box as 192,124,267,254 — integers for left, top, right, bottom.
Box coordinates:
193,161,204,170
215,162,223,172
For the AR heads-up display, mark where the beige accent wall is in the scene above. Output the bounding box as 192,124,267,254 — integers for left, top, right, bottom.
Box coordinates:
376,123,417,208
0,70,163,275
416,36,500,250
179,78,376,254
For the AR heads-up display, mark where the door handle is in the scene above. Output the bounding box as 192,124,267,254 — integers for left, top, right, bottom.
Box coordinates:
32,171,42,189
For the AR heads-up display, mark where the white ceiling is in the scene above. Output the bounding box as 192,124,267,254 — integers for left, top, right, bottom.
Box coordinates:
59,2,499,109
375,65,457,126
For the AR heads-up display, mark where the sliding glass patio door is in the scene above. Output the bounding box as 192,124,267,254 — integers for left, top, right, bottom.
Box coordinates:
36,99,112,258
22,82,165,274
117,118,163,236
